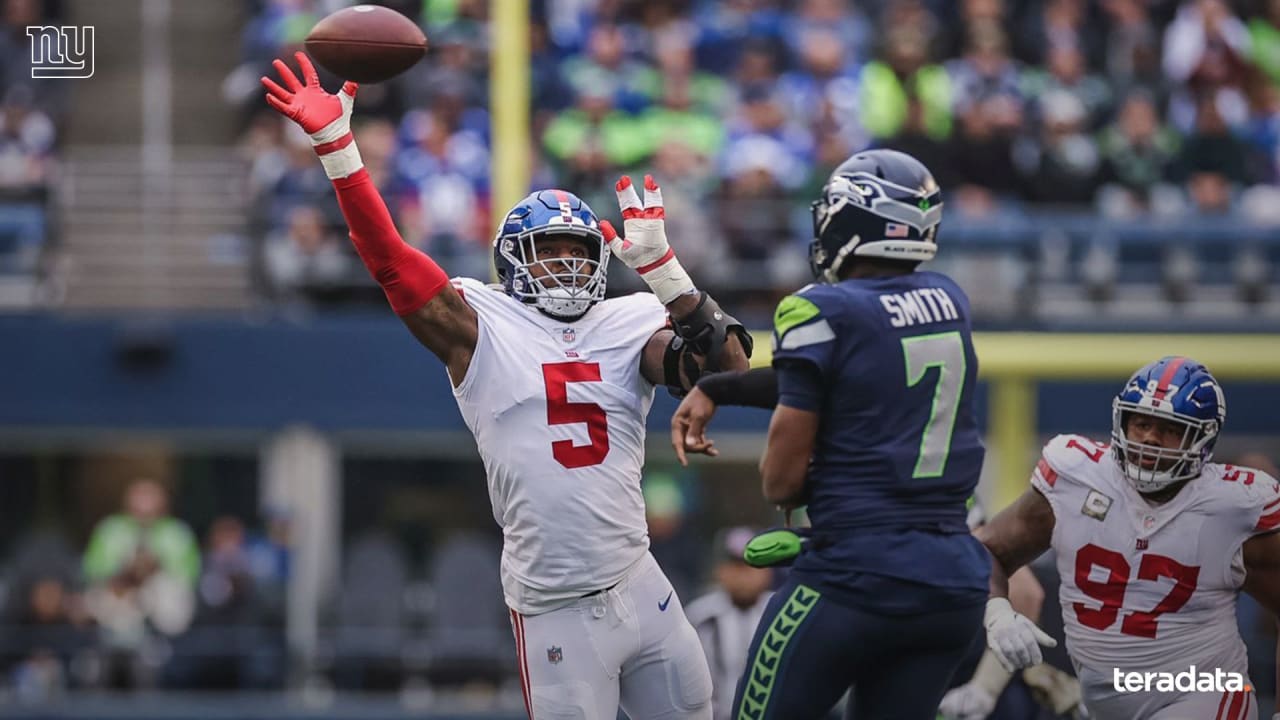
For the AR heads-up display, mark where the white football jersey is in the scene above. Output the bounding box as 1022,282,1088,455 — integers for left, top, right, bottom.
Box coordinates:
1031,434,1280,675
449,277,669,615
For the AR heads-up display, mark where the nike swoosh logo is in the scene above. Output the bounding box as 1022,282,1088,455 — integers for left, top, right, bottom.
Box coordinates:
658,591,673,612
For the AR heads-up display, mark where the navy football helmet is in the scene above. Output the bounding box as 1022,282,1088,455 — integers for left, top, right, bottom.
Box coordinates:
493,189,610,320
1111,356,1226,492
809,149,942,282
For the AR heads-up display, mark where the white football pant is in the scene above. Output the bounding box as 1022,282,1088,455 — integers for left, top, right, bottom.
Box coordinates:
509,552,713,719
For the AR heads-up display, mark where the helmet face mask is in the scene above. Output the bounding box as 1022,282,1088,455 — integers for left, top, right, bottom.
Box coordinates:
809,149,942,282
1109,358,1226,494
494,191,609,320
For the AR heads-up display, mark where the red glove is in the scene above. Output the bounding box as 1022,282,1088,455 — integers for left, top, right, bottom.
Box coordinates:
261,51,362,179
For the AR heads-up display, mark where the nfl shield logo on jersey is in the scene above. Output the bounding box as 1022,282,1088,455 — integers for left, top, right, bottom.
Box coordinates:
561,328,575,343
547,646,563,664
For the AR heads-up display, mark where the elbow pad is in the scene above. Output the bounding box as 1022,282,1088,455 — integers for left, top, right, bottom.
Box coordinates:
672,292,753,371
663,292,753,397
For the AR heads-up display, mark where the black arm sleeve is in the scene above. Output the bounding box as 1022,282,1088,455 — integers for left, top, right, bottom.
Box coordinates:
695,367,778,409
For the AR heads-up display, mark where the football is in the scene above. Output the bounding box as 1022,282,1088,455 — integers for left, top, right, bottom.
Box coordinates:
304,5,427,84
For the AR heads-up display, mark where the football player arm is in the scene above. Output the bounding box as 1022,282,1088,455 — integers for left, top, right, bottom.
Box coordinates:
261,54,477,385
760,405,817,506
974,487,1055,599
639,292,752,392
333,172,478,384
1242,531,1280,617
669,368,778,466
975,487,1060,672
758,359,823,506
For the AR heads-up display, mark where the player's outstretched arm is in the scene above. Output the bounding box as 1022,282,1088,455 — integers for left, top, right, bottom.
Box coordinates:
975,488,1058,672
601,175,751,395
976,487,1054,598
262,53,477,384
669,367,779,465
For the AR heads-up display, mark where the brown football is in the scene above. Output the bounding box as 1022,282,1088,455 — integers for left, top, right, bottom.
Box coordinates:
305,5,427,84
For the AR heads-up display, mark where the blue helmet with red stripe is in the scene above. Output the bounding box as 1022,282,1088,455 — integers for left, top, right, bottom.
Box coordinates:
1111,357,1226,492
493,189,610,320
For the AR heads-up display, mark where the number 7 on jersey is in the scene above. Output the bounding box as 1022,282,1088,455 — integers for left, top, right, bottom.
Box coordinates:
901,331,966,478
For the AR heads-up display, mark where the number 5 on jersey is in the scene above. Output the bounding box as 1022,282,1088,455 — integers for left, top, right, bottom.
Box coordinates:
543,362,609,469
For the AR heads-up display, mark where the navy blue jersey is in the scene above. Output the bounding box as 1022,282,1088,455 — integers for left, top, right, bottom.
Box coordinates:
771,271,989,611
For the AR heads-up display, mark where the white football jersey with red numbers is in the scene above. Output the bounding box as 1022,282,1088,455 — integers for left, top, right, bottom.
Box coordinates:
1031,434,1280,675
449,277,668,615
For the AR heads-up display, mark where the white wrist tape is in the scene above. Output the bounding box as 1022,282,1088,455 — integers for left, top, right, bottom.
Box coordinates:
316,139,364,180
639,256,694,305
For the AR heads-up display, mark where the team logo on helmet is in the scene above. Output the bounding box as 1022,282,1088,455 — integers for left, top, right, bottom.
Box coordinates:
1110,357,1225,493
492,190,610,320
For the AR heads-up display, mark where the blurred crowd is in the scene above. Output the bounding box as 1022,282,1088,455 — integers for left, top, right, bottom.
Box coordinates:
231,0,1280,309
0,0,63,277
0,479,290,700
4,456,1280,708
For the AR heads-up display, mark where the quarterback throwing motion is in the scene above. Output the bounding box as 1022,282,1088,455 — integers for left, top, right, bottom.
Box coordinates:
262,53,750,719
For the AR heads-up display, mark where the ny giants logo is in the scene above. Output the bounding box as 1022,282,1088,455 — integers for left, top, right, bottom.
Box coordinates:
26,26,94,79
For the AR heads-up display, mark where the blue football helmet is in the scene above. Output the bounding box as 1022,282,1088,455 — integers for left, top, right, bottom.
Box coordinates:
493,189,610,320
1111,356,1226,492
809,149,942,282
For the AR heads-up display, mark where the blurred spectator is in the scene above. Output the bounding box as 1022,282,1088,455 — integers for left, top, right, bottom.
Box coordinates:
262,204,352,303
543,71,648,191
1098,89,1181,215
947,20,1023,120
1244,76,1280,185
353,117,399,191
1251,0,1280,89
634,28,729,115
1015,89,1103,205
1101,0,1163,92
685,527,774,720
882,98,958,190
859,27,952,141
82,479,199,689
166,516,285,690
718,136,800,261
1176,93,1252,214
393,106,489,259
641,74,724,173
1015,0,1101,69
401,22,486,111
778,26,858,122
732,37,781,91
946,98,1021,215
725,85,812,186
644,472,703,603
6,576,93,702
782,0,872,69
559,23,650,114
692,0,788,76
1163,0,1252,131
245,508,291,594
1023,44,1113,130
0,86,56,196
